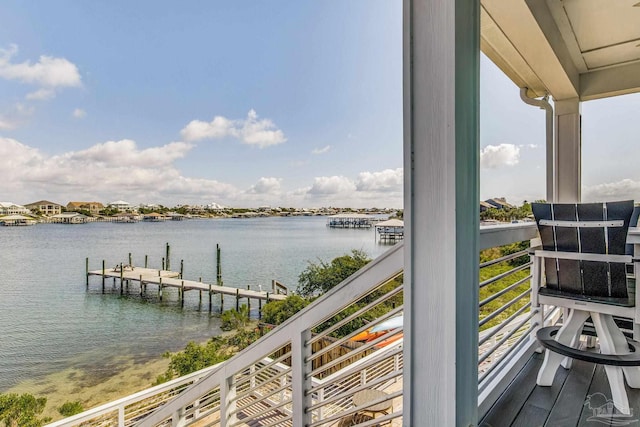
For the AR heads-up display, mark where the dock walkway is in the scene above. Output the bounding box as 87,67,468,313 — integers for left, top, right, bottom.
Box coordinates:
87,266,287,313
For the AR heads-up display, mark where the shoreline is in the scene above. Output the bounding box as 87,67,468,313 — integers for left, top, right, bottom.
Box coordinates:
7,353,170,422
6,326,253,422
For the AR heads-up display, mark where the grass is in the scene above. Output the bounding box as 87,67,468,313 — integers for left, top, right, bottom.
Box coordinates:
479,251,531,332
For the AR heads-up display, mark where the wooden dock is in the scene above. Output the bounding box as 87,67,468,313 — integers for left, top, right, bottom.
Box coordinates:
85,243,289,315
87,264,287,314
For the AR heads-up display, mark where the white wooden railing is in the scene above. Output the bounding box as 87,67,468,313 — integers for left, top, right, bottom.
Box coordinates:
48,223,545,426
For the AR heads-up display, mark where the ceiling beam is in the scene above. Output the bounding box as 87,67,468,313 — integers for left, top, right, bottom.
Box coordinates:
581,61,640,101
481,0,579,99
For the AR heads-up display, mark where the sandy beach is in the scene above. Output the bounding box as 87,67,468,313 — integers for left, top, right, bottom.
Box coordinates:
7,354,170,422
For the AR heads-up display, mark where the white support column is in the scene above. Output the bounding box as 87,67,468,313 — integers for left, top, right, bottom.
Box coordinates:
555,98,581,202
403,0,479,425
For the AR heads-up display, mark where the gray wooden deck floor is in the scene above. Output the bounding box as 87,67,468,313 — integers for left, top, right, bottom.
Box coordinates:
480,352,640,427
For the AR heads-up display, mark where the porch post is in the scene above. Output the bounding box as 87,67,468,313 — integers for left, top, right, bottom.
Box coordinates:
554,98,581,202
403,0,479,425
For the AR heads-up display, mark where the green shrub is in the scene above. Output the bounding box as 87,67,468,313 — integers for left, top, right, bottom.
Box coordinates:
296,250,371,297
220,305,249,331
0,393,51,427
262,295,310,325
58,400,84,416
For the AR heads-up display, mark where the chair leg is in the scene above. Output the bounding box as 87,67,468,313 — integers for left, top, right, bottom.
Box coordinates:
560,308,578,369
592,313,631,415
600,315,640,388
537,309,589,386
561,330,582,369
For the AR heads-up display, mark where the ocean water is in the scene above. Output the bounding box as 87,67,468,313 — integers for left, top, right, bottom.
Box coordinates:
0,216,388,391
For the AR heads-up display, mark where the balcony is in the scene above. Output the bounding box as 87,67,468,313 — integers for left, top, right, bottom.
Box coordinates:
47,223,553,427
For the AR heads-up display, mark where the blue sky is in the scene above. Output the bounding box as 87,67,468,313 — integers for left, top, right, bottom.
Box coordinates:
0,1,638,208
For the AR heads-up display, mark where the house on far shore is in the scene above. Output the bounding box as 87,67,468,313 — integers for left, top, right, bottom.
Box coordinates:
51,212,88,224
484,197,513,210
66,201,105,216
24,200,63,216
479,201,494,213
0,202,31,216
108,200,134,212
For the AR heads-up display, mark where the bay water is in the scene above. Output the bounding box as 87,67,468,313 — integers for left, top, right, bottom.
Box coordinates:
0,216,388,392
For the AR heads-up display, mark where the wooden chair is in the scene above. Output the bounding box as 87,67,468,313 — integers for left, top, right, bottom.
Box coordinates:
531,200,640,415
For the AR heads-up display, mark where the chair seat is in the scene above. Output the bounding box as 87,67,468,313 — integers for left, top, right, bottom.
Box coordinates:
537,326,640,367
539,287,634,307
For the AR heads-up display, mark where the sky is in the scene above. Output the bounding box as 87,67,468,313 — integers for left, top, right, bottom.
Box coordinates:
0,1,638,209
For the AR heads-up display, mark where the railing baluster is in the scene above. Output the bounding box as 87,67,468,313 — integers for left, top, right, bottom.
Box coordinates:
292,329,312,426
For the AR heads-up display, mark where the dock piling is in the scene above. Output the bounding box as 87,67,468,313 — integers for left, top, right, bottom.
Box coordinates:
236,288,240,311
199,277,202,302
102,260,105,292
208,283,212,312
258,298,262,319
85,257,89,288
140,275,143,295
162,257,165,271
180,260,184,279
181,280,185,307
128,252,132,267
119,263,124,295
166,243,171,271
216,244,222,286
144,255,148,268
159,278,163,300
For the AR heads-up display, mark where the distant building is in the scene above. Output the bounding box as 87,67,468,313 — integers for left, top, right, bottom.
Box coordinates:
24,200,63,216
51,212,88,224
66,201,105,215
108,200,134,212
484,198,513,210
479,201,494,212
0,202,30,216
206,202,226,212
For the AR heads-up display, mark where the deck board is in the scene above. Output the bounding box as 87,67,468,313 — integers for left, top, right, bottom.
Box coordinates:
481,352,640,427
480,354,542,427
511,356,569,427
544,359,595,427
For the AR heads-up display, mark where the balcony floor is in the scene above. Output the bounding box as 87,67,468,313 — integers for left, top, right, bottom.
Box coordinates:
480,352,640,427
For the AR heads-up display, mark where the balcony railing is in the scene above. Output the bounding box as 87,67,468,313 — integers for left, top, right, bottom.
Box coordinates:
47,223,544,426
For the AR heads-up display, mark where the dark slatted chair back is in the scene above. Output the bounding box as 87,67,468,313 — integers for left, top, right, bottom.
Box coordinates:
532,201,634,302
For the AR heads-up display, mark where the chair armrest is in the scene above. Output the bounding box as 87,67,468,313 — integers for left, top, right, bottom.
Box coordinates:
534,250,631,263
528,245,542,255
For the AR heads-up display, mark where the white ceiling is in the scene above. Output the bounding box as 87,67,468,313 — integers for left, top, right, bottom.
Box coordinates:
481,0,640,101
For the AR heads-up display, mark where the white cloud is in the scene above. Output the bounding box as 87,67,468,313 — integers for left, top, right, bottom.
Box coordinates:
180,109,286,148
63,139,193,168
240,109,286,147
0,103,35,130
181,116,234,141
26,88,56,101
583,179,640,202
0,137,242,205
72,108,86,119
308,176,357,195
0,136,404,208
356,168,403,192
0,117,16,130
0,44,82,89
312,145,331,155
480,144,520,169
247,177,282,194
